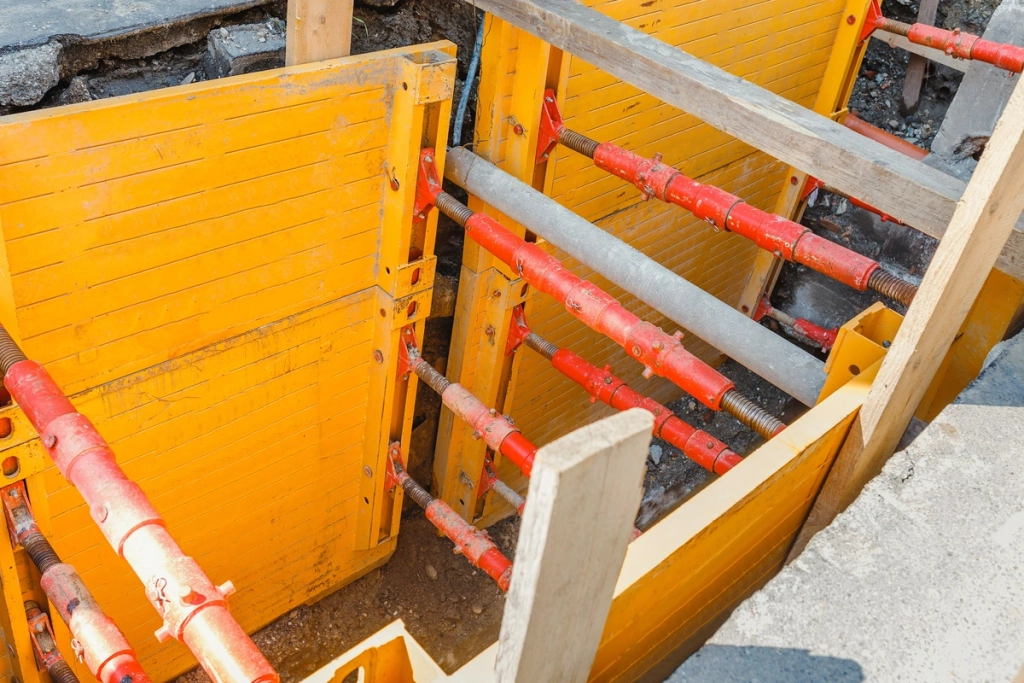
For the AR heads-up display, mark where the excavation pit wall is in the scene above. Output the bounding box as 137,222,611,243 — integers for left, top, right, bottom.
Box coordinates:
0,44,456,682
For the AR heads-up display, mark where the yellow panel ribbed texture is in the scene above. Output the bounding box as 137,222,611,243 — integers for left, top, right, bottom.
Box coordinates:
0,44,456,681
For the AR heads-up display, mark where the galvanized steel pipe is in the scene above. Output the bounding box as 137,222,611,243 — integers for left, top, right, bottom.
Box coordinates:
444,147,826,406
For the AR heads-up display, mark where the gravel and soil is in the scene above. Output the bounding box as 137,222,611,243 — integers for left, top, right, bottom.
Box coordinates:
4,0,995,678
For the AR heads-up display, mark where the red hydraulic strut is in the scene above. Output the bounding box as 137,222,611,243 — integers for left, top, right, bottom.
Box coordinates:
1,483,150,683
535,91,917,307
416,151,785,440
0,327,277,683
398,327,537,476
753,296,838,352
506,308,742,474
861,0,1024,74
801,176,905,226
385,444,513,591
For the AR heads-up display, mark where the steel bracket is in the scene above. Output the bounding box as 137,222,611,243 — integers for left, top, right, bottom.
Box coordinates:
505,306,532,356
535,89,565,166
413,148,443,221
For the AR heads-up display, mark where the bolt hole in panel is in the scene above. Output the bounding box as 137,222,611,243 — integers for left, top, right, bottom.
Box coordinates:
0,43,455,680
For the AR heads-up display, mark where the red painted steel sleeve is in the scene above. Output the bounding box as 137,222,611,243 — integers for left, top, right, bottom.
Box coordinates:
591,143,881,292
548,347,741,474
908,24,1024,73
1,357,276,683
462,212,735,409
392,462,513,591
409,356,537,476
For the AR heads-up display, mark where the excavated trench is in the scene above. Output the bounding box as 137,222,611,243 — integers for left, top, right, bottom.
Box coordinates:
1,0,995,678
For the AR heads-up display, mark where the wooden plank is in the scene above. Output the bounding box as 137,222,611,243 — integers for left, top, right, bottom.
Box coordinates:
286,0,354,65
465,0,1024,281
874,29,967,72
900,0,940,115
791,77,1024,559
495,409,653,683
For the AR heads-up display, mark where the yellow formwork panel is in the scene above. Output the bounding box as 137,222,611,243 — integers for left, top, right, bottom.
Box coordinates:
0,43,456,682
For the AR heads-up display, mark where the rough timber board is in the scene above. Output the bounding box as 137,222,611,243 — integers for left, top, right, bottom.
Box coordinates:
0,43,455,682
498,0,847,447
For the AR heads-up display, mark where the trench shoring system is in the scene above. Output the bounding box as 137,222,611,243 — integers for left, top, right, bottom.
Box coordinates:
0,0,1021,680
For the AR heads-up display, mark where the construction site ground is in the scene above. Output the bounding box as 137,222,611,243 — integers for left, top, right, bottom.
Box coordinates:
0,0,1003,680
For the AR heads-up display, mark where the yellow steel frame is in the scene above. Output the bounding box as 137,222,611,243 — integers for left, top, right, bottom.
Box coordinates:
0,44,454,682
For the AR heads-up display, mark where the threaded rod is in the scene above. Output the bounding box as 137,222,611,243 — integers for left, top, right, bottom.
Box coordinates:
47,659,80,683
877,17,912,37
0,325,26,377
558,128,600,159
393,460,434,510
435,193,474,227
868,268,917,306
410,358,451,396
524,333,558,361
22,531,62,575
720,390,786,440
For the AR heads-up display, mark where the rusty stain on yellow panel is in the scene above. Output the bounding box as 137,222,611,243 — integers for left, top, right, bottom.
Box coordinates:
0,42,456,682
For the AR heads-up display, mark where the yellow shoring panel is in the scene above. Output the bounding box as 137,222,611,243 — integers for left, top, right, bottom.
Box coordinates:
0,43,455,682
439,0,854,517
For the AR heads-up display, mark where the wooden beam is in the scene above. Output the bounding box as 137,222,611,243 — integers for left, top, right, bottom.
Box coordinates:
463,0,1024,280
286,0,354,66
900,0,941,115
790,76,1024,559
875,31,966,73
495,409,653,683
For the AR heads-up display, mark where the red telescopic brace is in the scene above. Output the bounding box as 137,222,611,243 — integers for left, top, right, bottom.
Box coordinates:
753,296,838,353
416,150,784,440
0,328,277,683
386,445,513,591
399,327,537,476
863,0,1024,73
535,91,917,307
508,309,742,474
